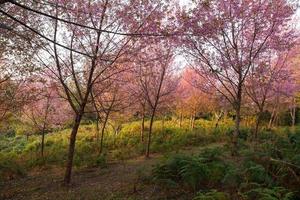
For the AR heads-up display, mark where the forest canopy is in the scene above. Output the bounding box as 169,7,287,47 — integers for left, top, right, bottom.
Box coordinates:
0,0,300,199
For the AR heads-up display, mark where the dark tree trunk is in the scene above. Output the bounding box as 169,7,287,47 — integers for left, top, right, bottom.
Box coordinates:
95,115,100,142
41,96,50,158
144,57,167,158
99,111,110,155
232,85,242,156
254,111,262,140
41,129,45,157
146,109,155,158
232,107,241,156
254,116,260,140
291,109,296,127
141,113,145,142
179,113,182,128
64,114,82,185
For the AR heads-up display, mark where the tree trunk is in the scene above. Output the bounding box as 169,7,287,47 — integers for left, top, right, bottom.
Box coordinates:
191,112,196,130
41,129,45,157
99,112,110,155
291,108,296,127
232,85,242,156
214,111,223,129
41,96,50,158
41,119,48,158
189,115,193,130
290,98,296,127
141,113,145,142
64,114,82,184
179,112,182,128
189,111,196,130
232,107,241,156
268,108,275,129
254,111,262,140
146,110,155,158
274,112,279,127
95,115,100,142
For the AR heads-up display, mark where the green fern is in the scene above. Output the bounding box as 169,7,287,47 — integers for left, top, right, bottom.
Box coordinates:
179,157,209,190
245,187,294,200
243,161,272,185
193,190,230,200
152,154,190,187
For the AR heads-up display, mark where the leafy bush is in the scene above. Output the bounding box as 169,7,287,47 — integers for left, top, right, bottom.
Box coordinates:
244,187,295,200
152,154,188,187
153,148,226,191
225,127,250,141
179,156,210,190
222,164,243,189
0,154,25,181
95,154,107,168
288,132,300,151
243,161,272,185
193,190,230,200
239,127,250,140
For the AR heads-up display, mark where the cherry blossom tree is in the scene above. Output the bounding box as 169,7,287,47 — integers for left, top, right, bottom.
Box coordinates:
131,43,177,157
178,0,297,154
245,50,297,138
0,80,26,129
177,68,216,129
286,45,300,127
22,79,72,157
2,0,173,180
91,73,133,155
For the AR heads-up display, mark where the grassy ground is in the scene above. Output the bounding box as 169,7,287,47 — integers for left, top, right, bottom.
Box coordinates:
0,119,231,179
1,120,299,199
0,143,222,200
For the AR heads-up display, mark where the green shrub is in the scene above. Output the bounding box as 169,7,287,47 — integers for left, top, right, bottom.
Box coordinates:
222,165,243,189
24,141,40,153
179,156,210,190
111,147,135,161
0,155,25,181
243,161,272,185
288,132,300,151
244,187,294,200
26,157,46,168
193,190,230,200
225,127,250,141
153,150,227,191
239,127,250,140
95,154,107,168
152,154,189,187
291,154,300,166
199,147,223,160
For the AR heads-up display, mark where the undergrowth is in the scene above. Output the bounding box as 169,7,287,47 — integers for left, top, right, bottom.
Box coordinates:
151,129,300,200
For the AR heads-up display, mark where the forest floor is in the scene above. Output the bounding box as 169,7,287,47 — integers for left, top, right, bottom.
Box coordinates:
0,143,223,200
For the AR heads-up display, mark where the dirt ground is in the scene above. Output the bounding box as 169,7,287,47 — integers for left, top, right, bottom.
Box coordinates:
0,144,221,200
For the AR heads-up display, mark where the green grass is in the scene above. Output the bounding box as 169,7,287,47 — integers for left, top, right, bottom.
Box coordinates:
1,120,300,199
1,117,299,197
151,129,300,199
0,119,232,181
